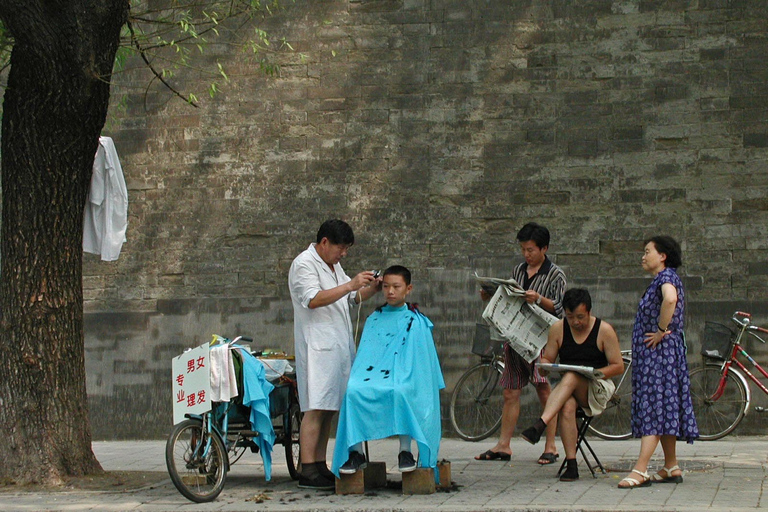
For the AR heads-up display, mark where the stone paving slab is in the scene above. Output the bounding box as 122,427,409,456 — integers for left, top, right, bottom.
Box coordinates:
2,437,766,511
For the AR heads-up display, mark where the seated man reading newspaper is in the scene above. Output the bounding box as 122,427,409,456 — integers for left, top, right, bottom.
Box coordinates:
331,265,445,476
520,288,624,481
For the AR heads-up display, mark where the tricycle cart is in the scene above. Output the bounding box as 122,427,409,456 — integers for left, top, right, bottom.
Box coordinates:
165,336,301,502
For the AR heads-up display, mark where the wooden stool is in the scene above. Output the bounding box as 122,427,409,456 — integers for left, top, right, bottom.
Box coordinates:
436,460,452,490
335,461,387,495
402,467,435,495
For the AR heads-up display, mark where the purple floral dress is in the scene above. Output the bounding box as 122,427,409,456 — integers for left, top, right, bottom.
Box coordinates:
630,267,699,442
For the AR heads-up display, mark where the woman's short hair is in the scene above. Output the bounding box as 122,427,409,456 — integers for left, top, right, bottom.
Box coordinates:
645,235,682,269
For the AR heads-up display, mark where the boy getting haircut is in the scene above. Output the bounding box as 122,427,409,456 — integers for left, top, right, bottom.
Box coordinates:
332,265,445,478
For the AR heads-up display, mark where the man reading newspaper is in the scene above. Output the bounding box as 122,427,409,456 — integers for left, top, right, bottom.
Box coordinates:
474,222,566,466
520,288,624,481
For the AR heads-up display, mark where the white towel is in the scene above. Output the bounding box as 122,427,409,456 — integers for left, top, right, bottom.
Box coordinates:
210,345,238,402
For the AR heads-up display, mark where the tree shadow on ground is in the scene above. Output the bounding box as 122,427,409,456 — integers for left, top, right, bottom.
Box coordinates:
0,471,169,492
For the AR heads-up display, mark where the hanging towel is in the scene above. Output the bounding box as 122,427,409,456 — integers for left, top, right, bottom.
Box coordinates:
209,345,238,402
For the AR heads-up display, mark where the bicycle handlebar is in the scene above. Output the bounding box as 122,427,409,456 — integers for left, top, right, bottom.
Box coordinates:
731,311,768,342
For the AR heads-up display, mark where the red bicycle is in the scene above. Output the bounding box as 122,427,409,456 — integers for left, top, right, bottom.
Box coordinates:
689,311,768,440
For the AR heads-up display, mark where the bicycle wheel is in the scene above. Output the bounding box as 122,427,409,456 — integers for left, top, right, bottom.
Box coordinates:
285,404,302,480
587,370,633,440
449,362,503,441
689,365,747,440
166,419,228,503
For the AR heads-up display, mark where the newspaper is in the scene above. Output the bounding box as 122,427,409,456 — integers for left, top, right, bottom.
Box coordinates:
477,274,558,363
474,272,525,296
536,363,605,380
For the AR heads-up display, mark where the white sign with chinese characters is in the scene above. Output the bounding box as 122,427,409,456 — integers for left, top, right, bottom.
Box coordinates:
172,343,212,425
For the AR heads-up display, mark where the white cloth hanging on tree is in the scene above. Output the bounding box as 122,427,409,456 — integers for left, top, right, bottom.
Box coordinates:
83,136,128,261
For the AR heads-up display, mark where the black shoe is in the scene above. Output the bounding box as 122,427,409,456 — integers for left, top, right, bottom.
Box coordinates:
398,451,417,472
339,451,367,474
521,425,542,445
560,460,579,482
297,473,335,490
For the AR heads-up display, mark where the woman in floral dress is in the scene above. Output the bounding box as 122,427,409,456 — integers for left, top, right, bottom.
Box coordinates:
618,236,699,489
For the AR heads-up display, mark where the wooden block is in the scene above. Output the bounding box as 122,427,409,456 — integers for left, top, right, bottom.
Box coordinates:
335,461,388,494
402,467,435,495
437,460,451,489
364,461,387,489
335,470,365,495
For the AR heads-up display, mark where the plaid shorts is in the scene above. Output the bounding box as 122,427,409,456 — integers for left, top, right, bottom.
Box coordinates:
499,342,548,389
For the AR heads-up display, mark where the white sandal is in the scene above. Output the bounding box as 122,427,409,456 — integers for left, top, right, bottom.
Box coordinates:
650,465,683,483
618,468,652,488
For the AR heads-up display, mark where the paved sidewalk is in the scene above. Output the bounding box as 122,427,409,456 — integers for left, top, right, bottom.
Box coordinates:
3,436,767,511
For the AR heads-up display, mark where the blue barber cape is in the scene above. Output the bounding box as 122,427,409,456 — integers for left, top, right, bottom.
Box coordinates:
332,304,445,477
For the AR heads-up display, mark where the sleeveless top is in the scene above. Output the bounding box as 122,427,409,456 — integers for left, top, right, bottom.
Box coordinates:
559,317,608,368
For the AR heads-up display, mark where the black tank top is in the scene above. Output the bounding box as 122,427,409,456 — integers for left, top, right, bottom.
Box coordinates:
559,318,608,368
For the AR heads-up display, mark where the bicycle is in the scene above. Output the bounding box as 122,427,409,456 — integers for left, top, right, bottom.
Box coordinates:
165,336,301,503
449,324,634,441
449,324,505,441
688,311,768,440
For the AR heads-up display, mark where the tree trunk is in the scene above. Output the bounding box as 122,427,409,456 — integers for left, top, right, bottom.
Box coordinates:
0,1,129,484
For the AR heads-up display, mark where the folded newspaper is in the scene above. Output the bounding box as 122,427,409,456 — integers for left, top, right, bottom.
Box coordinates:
474,273,525,296
477,273,558,363
536,363,605,380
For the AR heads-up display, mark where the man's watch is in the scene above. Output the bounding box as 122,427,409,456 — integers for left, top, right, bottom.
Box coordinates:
536,293,542,305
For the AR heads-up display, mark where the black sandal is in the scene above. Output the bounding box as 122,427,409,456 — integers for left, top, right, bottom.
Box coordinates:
475,449,511,461
538,452,559,465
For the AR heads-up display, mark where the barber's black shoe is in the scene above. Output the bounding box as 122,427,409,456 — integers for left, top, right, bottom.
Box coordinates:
297,474,335,490
339,451,367,474
521,425,542,445
398,451,417,472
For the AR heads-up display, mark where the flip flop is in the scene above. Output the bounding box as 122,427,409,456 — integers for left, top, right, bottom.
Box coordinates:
475,450,511,461
538,452,559,465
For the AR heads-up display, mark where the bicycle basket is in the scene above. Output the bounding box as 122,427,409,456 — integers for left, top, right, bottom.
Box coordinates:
471,323,498,357
701,321,733,361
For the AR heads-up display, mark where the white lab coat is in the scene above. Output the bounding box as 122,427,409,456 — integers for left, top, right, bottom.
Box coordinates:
288,243,357,411
83,136,128,261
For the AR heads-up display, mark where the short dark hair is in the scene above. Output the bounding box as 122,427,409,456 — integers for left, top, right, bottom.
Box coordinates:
645,235,682,269
516,222,550,249
562,288,592,313
316,219,355,245
383,265,411,285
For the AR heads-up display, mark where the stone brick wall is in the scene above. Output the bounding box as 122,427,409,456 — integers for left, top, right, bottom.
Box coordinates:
86,0,768,438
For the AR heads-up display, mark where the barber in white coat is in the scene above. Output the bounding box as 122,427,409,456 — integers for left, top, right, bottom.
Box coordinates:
288,219,380,490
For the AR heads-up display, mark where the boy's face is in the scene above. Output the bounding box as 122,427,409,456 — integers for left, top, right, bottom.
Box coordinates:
382,274,412,307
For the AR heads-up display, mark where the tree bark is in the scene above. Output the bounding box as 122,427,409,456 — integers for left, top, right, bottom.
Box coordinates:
0,0,129,484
